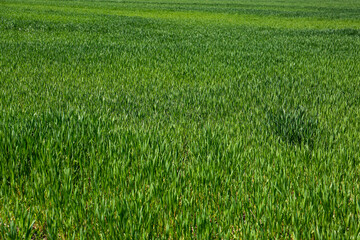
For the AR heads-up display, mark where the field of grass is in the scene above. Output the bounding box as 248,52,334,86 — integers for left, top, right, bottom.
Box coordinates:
1,0,360,238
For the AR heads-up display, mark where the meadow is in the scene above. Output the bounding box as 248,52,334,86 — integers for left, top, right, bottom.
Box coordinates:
1,0,360,238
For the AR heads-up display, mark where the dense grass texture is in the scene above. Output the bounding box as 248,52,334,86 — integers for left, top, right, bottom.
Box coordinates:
1,0,360,238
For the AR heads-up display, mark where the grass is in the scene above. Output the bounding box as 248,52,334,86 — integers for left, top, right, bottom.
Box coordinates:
267,106,319,148
1,0,360,239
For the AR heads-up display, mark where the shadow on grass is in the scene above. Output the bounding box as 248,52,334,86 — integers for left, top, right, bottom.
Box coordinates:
267,106,319,149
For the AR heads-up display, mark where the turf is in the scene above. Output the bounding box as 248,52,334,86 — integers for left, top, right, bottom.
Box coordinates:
1,0,360,239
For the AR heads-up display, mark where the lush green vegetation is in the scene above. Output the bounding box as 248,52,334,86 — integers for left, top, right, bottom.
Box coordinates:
1,0,360,238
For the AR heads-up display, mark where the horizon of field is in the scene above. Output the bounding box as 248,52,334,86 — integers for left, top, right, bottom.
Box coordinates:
2,0,360,29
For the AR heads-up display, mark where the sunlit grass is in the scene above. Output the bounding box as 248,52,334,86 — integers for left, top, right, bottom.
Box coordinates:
1,0,360,239
2,1,360,29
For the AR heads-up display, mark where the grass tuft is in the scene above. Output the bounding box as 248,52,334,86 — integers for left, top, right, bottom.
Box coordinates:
267,106,319,148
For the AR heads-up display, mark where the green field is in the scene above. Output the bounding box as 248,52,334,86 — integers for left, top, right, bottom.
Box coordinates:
1,0,360,239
